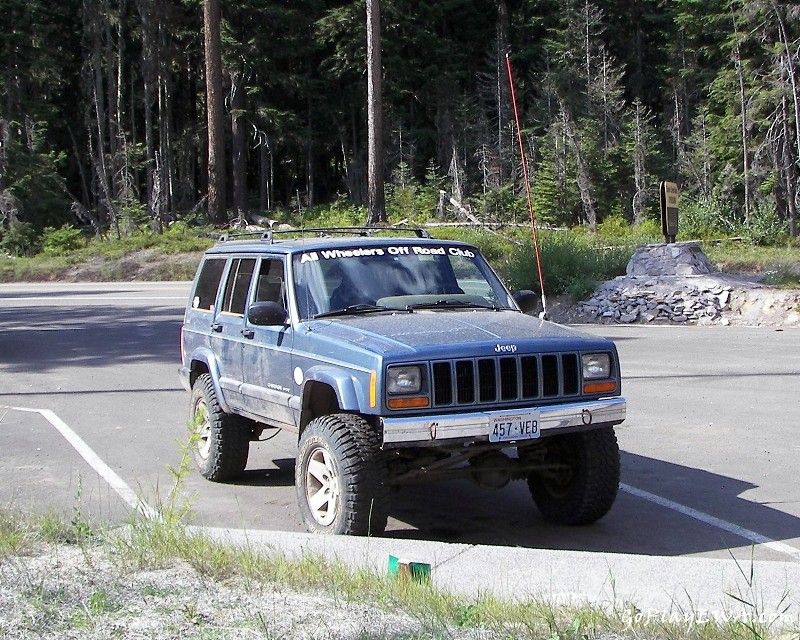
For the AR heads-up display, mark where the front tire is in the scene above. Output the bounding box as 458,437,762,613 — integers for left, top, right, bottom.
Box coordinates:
527,427,620,525
190,374,250,481
295,414,388,536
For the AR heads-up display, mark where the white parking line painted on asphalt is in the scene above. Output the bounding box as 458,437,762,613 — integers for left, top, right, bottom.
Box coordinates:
3,405,158,521
621,482,800,562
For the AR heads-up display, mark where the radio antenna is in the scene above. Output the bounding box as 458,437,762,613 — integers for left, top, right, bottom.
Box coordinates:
506,52,547,319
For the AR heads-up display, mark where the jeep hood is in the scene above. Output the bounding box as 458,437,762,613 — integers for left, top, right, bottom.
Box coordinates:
302,310,612,356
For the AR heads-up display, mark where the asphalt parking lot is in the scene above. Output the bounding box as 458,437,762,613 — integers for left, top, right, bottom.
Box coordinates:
1,281,799,567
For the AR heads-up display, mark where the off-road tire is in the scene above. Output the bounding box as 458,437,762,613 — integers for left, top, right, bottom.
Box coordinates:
190,374,250,482
295,413,388,536
527,427,620,525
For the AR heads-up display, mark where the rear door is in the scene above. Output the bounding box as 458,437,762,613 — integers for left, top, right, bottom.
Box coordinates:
212,256,257,410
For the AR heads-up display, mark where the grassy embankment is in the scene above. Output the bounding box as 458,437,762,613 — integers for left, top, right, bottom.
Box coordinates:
3,217,799,296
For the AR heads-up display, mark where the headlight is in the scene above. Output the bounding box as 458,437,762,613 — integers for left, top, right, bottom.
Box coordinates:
582,353,611,379
387,366,422,394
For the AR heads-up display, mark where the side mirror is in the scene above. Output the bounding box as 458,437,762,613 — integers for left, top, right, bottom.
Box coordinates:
247,301,287,326
513,290,539,315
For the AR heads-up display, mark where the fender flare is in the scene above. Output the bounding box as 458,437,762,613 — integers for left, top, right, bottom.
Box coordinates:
302,366,370,413
188,349,232,414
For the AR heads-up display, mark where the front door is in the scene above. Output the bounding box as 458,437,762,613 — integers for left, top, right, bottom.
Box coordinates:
239,257,296,429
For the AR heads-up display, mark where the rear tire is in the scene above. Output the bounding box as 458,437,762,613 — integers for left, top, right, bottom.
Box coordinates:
295,414,388,536
190,374,250,481
527,427,620,525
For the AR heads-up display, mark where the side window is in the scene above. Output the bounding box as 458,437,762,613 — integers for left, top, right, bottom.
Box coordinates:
192,257,226,311
451,254,494,299
254,258,285,305
221,258,256,315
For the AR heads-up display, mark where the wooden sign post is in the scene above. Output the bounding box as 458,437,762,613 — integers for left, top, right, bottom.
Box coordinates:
660,181,679,243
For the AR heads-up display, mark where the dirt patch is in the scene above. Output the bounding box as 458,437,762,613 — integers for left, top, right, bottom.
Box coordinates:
60,250,201,282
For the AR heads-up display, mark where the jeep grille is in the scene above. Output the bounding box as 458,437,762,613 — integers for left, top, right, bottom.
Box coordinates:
431,353,580,407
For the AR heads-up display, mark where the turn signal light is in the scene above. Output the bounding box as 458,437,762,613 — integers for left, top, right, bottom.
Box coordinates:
583,381,617,395
387,396,430,409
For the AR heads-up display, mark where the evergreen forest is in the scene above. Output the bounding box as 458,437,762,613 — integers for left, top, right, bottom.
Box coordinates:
2,0,800,249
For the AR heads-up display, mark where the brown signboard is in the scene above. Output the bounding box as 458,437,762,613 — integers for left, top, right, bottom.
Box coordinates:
660,181,679,243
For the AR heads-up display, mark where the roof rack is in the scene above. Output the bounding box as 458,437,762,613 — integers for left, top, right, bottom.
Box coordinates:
218,226,430,244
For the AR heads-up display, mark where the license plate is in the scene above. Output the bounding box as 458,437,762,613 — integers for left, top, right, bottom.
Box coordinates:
489,411,540,443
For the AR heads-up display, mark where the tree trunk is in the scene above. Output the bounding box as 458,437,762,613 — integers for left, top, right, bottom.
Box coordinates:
84,0,119,236
775,5,800,236
733,37,752,224
632,100,648,225
158,18,176,219
256,130,270,212
495,0,510,182
204,0,227,225
366,0,386,225
560,102,597,230
306,95,315,207
781,93,798,236
136,0,157,227
231,70,248,221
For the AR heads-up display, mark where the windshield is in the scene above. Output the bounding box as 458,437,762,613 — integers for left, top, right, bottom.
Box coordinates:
291,244,516,320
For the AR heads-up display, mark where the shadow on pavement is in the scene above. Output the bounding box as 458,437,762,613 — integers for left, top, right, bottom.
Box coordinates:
381,451,800,558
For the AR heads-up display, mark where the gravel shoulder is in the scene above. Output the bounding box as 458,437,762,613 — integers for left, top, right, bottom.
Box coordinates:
0,540,481,640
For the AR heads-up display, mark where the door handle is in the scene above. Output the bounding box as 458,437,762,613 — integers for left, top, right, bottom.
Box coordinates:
211,322,223,332
241,329,254,339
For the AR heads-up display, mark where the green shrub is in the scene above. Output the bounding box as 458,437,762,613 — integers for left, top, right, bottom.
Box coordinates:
597,214,662,245
500,232,631,299
476,186,528,223
678,200,732,241
283,200,366,228
427,226,520,264
385,179,440,224
1,221,39,256
42,225,84,256
596,214,630,240
739,201,789,246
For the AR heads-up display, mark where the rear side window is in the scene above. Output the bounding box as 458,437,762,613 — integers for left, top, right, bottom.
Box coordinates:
221,258,257,315
192,258,226,311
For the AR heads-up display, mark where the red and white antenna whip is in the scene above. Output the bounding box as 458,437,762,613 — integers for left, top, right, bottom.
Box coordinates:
505,52,547,318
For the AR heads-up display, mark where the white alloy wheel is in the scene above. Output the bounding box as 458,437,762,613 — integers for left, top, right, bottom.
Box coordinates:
304,445,340,526
295,414,388,535
193,399,212,461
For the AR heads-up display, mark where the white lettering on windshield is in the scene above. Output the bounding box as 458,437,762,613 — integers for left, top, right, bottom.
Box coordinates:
300,246,477,261
319,247,386,259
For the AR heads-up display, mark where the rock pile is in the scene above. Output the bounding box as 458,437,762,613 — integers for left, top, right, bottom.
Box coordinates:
577,277,734,325
625,242,715,276
572,241,800,326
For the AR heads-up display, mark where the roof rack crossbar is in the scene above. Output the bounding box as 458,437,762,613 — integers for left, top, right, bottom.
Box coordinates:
216,226,429,243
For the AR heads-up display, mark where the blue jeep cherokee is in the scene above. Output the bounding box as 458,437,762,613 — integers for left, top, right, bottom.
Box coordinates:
180,228,626,535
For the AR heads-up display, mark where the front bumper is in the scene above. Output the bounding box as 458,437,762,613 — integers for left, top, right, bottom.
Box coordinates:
380,397,626,446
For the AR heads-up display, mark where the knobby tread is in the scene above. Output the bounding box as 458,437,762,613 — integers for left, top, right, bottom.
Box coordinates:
191,374,250,482
528,427,620,525
296,413,388,536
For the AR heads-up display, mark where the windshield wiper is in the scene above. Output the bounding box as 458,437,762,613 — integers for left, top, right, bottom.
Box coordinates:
408,299,500,311
313,304,404,319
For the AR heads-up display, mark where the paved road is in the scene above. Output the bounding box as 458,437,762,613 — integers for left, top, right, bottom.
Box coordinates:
1,282,799,566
